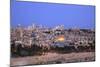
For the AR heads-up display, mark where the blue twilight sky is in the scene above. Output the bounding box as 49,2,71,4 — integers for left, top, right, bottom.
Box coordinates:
11,0,95,29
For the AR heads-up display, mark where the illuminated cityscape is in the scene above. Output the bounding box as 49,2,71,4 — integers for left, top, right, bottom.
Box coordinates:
10,1,95,66
11,24,95,57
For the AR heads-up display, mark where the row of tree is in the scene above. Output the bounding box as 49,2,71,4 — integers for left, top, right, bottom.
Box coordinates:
11,41,95,57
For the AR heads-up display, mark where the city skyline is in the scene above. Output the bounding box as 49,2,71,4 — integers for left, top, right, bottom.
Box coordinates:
11,0,95,29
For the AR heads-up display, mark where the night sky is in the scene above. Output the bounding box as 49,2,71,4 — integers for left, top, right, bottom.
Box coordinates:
11,0,95,29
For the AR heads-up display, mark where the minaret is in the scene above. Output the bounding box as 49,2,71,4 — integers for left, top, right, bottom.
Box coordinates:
17,24,23,41
32,23,35,28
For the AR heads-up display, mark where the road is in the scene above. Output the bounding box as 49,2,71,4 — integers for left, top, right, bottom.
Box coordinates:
11,52,95,67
